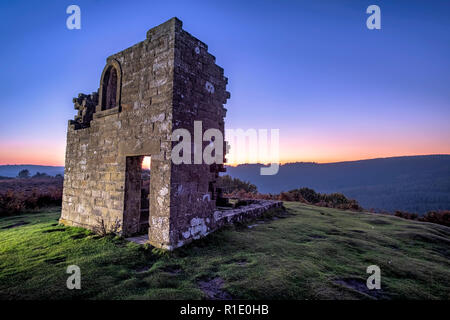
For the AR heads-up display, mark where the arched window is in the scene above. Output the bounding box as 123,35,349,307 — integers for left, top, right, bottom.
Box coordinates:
102,66,118,110
97,59,122,112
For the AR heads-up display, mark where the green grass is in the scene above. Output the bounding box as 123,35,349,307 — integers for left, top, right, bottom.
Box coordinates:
0,203,449,300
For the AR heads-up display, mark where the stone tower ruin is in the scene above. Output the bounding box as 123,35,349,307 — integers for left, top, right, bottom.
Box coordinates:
60,18,230,249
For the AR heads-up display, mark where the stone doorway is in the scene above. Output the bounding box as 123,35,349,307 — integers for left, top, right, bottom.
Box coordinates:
123,155,151,236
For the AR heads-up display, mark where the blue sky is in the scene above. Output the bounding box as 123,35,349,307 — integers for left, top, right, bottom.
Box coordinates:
0,0,449,164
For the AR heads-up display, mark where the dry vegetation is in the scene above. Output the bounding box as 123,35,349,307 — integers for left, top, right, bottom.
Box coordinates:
394,210,450,227
0,174,448,228
218,175,450,227
0,177,63,215
218,175,364,211
225,188,362,211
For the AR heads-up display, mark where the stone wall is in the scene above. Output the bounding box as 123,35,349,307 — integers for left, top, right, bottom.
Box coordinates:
168,22,230,248
61,19,177,247
176,200,284,248
60,18,232,249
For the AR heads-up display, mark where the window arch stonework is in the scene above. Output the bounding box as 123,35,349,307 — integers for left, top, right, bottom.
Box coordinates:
96,59,122,112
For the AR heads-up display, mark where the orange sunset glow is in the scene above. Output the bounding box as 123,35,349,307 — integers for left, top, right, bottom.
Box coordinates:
2,135,449,167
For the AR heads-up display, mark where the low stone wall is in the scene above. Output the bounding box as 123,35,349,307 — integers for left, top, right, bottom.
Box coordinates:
213,200,284,228
171,200,284,249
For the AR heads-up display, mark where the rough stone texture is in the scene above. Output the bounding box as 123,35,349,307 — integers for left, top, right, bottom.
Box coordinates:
60,17,279,250
126,200,284,247
212,200,284,228
176,200,284,247
125,234,149,245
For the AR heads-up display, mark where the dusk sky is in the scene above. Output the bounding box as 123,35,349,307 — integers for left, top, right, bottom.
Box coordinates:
0,0,449,165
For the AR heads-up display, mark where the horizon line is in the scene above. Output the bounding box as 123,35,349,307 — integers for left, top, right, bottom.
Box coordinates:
2,154,449,168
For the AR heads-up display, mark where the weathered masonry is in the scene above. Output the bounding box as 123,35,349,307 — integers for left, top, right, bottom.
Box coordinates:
60,18,283,249
60,18,230,249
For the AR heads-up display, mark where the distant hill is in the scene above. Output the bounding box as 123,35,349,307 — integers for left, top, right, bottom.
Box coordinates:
2,155,450,214
0,165,64,178
225,155,450,214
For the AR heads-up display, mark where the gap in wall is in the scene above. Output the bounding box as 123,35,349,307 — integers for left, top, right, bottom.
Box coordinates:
140,156,151,233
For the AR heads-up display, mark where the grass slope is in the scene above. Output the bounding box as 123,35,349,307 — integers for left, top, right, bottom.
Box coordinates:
0,203,449,300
